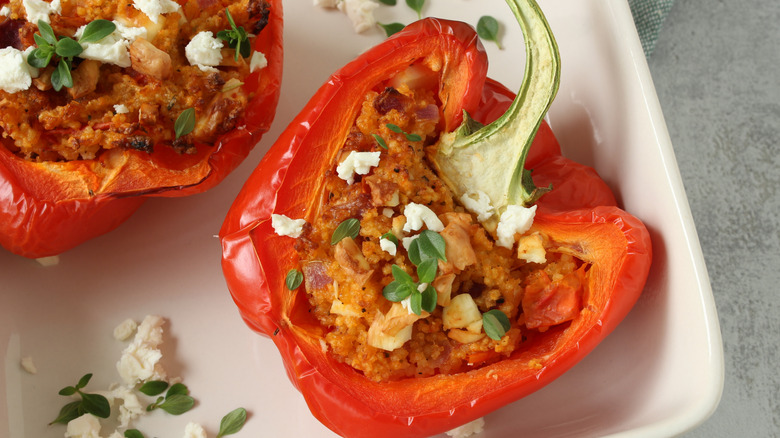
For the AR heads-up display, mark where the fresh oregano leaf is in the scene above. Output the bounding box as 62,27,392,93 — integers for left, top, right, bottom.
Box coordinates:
382,280,412,302
416,257,437,284
58,386,78,396
477,15,503,50
166,382,190,397
405,0,424,18
27,46,53,68
409,289,422,315
51,58,73,91
78,19,116,44
380,232,398,246
49,401,82,425
372,133,388,149
378,0,396,4
138,380,169,396
76,373,93,389
55,37,83,58
124,430,145,438
37,20,57,45
174,108,196,139
407,238,423,266
420,284,437,313
80,392,111,418
285,269,303,290
331,218,360,245
417,230,447,262
158,394,195,415
483,309,511,340
391,264,414,285
378,22,405,37
217,407,248,437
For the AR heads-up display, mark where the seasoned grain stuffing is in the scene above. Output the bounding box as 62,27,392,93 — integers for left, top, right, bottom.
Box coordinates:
295,67,589,382
0,0,270,161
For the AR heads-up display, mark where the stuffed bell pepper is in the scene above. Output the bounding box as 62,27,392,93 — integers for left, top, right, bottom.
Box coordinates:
0,0,283,258
220,0,651,436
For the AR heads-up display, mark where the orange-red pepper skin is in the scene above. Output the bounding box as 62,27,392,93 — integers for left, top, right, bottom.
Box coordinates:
0,0,283,258
220,18,651,438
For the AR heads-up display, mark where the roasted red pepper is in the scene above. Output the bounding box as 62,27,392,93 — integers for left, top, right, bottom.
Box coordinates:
0,0,283,258
220,6,651,438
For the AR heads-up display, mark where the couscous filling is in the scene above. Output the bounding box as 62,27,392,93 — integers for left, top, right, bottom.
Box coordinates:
294,66,588,382
0,0,269,161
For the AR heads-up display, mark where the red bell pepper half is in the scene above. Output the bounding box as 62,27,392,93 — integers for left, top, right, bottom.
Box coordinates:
220,7,651,438
0,0,283,258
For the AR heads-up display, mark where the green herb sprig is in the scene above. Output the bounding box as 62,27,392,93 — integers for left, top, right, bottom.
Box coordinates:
124,430,145,438
27,19,116,91
482,309,511,340
217,8,251,62
50,373,111,425
406,0,425,19
386,123,422,142
378,0,397,5
145,382,195,415
382,230,446,315
378,22,405,37
372,133,389,149
174,108,196,139
286,269,303,290
217,407,248,437
331,218,361,245
477,16,503,50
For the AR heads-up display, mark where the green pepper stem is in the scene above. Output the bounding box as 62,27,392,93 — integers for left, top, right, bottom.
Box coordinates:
432,0,560,230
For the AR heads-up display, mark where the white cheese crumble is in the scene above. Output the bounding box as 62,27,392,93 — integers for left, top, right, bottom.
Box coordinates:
271,214,306,238
75,21,147,67
402,203,444,233
315,0,378,33
185,31,224,71
0,47,39,93
20,356,37,374
65,413,102,438
379,237,397,256
35,255,60,266
249,50,267,73
22,0,60,24
460,190,495,222
113,318,138,341
382,208,394,218
336,151,381,184
496,204,537,249
114,104,130,114
112,385,145,428
132,0,180,23
0,5,11,16
116,315,166,385
445,417,485,438
183,422,207,438
401,234,419,251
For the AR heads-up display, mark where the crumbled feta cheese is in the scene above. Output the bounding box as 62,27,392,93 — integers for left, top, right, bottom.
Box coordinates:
337,0,378,33
0,5,11,16
114,104,130,114
336,151,381,184
402,203,444,233
271,214,306,238
313,0,339,7
113,318,138,341
496,204,537,249
183,422,207,438
75,21,147,67
460,190,495,222
116,315,166,385
107,432,123,438
132,0,180,23
185,31,223,70
401,234,419,251
65,413,102,438
249,50,267,73
379,237,397,256
20,356,37,374
35,255,59,266
0,47,39,93
445,417,485,438
112,385,144,428
400,295,412,313
22,0,60,24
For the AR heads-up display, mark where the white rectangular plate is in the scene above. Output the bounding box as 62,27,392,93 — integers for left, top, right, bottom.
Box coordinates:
0,1,723,437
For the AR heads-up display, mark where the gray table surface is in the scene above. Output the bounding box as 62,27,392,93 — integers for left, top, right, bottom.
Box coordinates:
646,0,779,436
